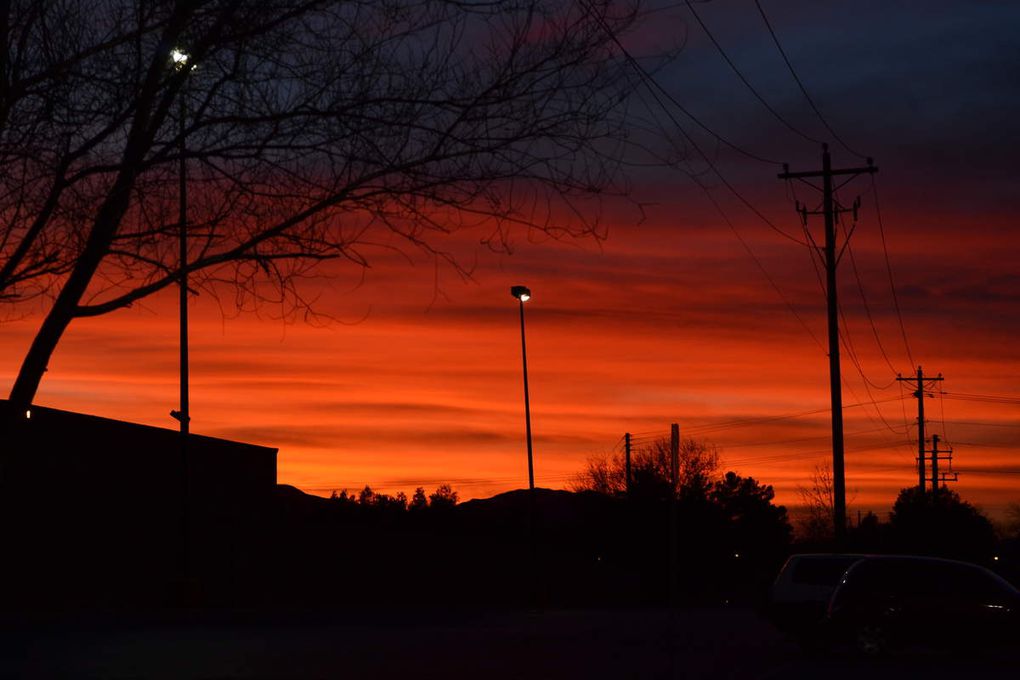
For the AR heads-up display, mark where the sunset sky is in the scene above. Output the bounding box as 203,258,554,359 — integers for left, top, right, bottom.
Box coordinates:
3,1,1018,521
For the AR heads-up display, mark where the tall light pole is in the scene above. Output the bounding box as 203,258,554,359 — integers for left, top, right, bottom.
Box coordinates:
511,285,534,490
170,47,192,588
170,48,191,435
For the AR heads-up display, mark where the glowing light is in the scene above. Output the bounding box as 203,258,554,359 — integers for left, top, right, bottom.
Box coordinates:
25,409,31,419
511,285,531,302
170,49,189,68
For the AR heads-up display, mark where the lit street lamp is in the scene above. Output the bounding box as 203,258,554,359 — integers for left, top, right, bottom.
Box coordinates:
171,48,191,435
511,285,534,490
169,46,194,590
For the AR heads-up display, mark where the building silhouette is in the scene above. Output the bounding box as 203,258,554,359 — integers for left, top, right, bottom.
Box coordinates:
1,401,277,608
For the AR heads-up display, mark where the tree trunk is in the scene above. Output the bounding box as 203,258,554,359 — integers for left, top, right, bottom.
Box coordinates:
6,27,176,408
8,174,142,409
7,282,82,409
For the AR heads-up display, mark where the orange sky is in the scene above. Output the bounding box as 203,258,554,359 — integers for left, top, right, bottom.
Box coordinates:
3,2,1019,522
3,193,1018,520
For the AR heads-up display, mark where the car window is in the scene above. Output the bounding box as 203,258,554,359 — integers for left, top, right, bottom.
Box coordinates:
841,559,939,596
791,556,862,586
946,562,1018,601
843,558,1019,601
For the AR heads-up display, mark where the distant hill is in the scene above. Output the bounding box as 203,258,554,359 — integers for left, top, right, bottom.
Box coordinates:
272,484,619,530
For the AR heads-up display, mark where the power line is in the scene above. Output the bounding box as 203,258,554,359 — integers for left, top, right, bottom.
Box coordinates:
684,0,824,146
869,175,915,368
793,438,916,460
830,175,904,403
679,394,909,437
586,0,782,166
722,423,908,451
700,181,826,352
585,0,839,371
580,0,811,247
804,191,907,444
941,391,1020,405
753,0,867,160
949,419,1020,429
937,382,952,445
842,226,901,378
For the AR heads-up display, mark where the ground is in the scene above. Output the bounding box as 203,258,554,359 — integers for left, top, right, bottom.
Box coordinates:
2,607,1017,678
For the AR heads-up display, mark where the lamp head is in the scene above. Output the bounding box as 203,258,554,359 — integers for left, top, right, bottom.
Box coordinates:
511,285,531,302
170,48,190,70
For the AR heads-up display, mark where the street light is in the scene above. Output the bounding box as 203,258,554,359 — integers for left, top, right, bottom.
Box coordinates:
172,48,191,435
170,49,189,68
511,285,534,490
170,47,194,592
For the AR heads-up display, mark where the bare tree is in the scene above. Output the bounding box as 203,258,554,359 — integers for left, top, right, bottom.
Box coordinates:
572,436,720,499
795,463,860,542
796,463,835,542
1,0,646,408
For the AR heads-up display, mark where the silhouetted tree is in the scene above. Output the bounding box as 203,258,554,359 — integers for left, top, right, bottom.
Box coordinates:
428,484,459,509
409,487,429,512
572,436,719,500
330,488,358,509
372,491,408,514
889,486,997,563
795,463,834,542
999,502,1020,586
358,485,376,507
710,471,792,555
1,0,648,408
1004,502,1020,540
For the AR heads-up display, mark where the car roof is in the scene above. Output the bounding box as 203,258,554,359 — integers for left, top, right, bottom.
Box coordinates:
786,553,870,560
840,555,1019,593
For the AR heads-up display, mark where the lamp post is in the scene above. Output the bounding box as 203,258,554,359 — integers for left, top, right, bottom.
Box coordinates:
511,285,534,490
170,48,190,435
170,47,192,590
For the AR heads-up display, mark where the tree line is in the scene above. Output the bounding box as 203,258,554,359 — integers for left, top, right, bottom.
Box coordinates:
329,484,459,513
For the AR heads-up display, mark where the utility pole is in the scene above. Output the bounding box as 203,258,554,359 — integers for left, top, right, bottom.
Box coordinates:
929,434,957,492
670,424,679,490
779,144,877,544
669,423,679,607
624,432,632,497
897,366,943,494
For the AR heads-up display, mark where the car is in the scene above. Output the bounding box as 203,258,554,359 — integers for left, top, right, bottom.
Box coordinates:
767,553,868,636
824,555,1020,656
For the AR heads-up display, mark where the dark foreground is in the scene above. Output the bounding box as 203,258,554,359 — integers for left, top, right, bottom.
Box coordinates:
2,607,1017,679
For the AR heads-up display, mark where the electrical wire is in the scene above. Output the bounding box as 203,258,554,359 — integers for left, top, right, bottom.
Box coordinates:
869,175,916,368
700,180,826,352
843,233,901,378
585,0,783,166
722,423,906,451
669,393,909,437
898,378,914,447
937,382,952,445
950,420,1020,429
684,0,824,146
941,392,1020,405
753,0,868,160
580,0,812,247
